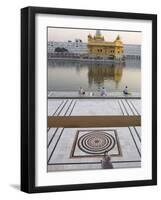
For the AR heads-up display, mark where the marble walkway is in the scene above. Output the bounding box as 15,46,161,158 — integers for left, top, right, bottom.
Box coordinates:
48,91,141,98
47,98,141,172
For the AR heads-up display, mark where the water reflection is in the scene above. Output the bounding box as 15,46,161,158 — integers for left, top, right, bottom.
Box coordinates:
48,59,141,92
88,63,124,89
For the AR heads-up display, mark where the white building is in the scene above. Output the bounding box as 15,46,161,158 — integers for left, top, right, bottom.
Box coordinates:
48,39,88,54
124,44,141,59
48,40,141,59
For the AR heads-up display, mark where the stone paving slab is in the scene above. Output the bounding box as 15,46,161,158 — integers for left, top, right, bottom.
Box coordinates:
48,127,141,171
47,98,141,172
48,99,141,116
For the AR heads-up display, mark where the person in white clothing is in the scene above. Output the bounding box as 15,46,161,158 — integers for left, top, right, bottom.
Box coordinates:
78,87,85,95
123,86,129,95
100,87,107,96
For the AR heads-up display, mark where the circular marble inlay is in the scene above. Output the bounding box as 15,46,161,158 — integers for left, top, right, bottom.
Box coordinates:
78,131,115,154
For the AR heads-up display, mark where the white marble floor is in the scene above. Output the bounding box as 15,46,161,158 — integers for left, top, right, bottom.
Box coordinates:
47,98,141,172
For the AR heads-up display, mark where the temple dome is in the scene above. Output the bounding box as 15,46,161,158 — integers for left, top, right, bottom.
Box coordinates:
116,35,120,40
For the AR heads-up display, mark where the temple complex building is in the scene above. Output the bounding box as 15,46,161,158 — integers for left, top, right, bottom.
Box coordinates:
48,30,141,60
87,30,124,60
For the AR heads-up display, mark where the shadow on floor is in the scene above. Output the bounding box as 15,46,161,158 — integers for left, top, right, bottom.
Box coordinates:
10,184,20,191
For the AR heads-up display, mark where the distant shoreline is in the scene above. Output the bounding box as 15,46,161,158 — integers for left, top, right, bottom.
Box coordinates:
48,57,126,63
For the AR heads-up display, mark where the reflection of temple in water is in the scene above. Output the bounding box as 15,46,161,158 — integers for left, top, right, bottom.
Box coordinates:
88,63,125,89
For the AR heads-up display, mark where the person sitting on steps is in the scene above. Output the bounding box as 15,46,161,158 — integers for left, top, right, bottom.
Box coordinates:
78,87,85,95
101,151,113,169
123,86,130,95
100,87,107,96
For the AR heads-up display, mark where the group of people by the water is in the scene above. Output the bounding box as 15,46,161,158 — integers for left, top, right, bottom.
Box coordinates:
78,85,130,96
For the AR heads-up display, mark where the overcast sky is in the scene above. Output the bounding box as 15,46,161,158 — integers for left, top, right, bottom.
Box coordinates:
48,27,141,45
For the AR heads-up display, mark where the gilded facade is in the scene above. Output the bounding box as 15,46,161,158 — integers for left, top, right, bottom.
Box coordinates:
88,30,124,59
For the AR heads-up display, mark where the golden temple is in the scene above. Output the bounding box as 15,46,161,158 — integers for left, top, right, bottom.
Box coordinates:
88,30,124,60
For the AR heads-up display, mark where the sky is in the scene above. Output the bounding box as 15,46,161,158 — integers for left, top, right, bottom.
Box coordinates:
48,27,141,45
